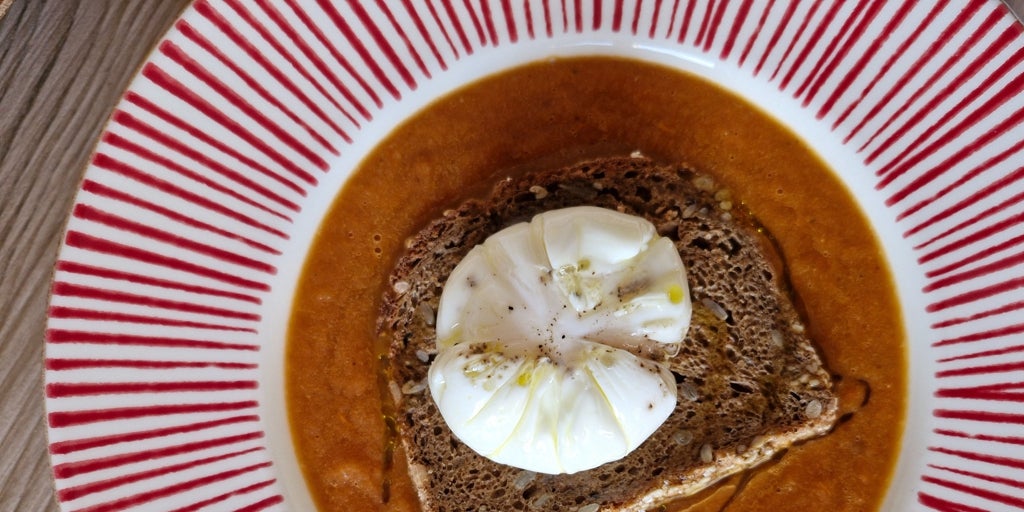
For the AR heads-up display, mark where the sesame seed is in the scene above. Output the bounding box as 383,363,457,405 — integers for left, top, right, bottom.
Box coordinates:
805,399,823,419
680,382,700,402
673,430,693,446
415,349,431,363
694,175,715,192
387,381,402,404
513,470,536,489
529,493,552,508
417,302,435,326
700,443,714,463
700,297,728,321
401,380,427,395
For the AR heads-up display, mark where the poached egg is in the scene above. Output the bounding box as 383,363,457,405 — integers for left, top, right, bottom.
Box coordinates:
428,206,693,474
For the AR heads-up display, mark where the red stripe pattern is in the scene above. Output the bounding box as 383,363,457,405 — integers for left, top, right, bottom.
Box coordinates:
45,1,1024,510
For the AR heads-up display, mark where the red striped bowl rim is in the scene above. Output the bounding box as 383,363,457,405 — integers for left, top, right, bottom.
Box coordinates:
44,1,1024,511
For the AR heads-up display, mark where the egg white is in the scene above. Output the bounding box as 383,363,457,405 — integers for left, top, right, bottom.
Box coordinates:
429,206,692,474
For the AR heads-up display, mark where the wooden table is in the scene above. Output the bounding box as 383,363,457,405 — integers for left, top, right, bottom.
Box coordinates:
0,2,191,510
1,1,1021,511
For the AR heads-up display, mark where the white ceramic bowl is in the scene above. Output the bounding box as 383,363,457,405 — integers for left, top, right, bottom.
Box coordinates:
44,1,1024,510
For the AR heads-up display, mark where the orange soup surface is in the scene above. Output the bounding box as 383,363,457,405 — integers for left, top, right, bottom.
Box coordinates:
286,57,906,512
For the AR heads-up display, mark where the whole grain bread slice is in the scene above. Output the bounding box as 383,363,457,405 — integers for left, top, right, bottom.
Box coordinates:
380,157,838,511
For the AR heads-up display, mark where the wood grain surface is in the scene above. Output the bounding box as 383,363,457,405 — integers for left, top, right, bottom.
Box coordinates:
0,2,1020,512
0,2,190,510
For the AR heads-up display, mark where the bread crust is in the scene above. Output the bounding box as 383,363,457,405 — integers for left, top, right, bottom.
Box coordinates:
380,157,838,511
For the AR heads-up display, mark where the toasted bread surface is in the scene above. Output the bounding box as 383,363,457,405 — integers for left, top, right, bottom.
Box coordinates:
380,157,838,511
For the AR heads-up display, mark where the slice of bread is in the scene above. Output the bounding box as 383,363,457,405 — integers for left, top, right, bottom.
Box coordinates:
380,157,838,511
